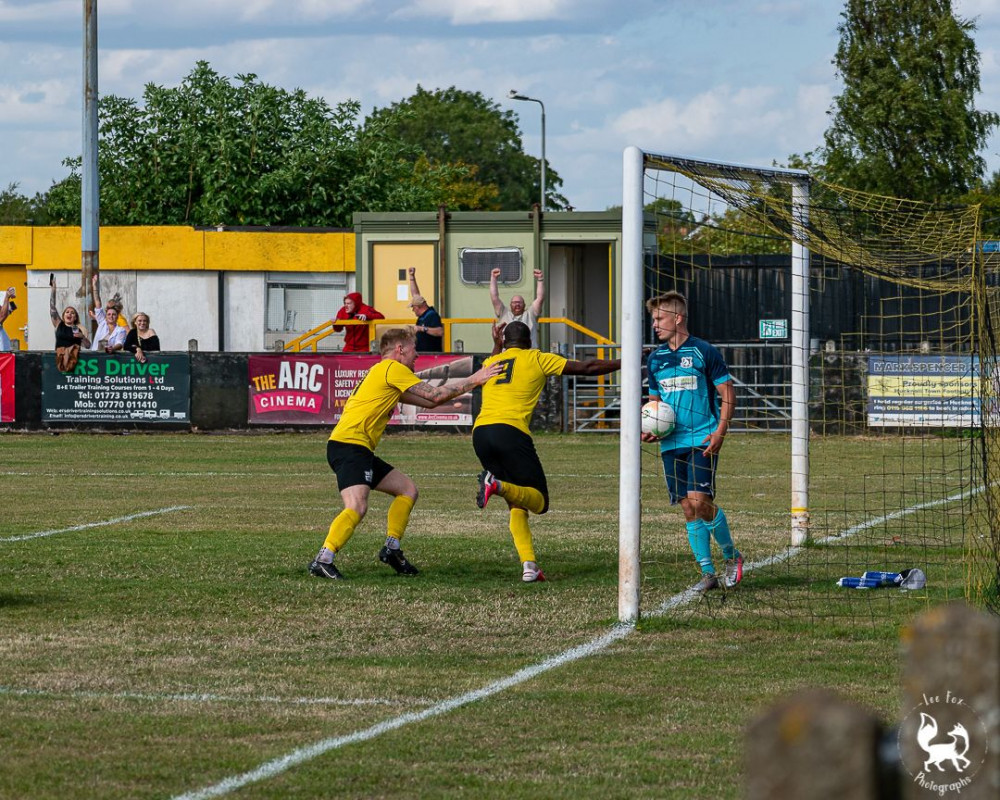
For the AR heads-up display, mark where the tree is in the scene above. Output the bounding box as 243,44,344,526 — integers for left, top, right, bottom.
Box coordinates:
0,183,52,225
43,62,483,227
367,86,569,211
684,207,790,256
0,184,35,225
609,197,785,255
645,198,701,253
821,0,998,201
959,170,1000,239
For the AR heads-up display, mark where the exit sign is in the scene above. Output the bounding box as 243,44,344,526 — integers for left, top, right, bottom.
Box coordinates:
759,319,788,339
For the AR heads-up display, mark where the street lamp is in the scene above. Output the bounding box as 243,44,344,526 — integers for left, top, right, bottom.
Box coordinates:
508,90,546,211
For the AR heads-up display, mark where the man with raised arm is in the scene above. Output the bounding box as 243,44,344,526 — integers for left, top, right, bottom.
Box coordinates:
309,328,501,580
489,267,545,349
406,267,444,352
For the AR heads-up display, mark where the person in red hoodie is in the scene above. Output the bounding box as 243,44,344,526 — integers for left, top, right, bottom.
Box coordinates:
333,292,384,352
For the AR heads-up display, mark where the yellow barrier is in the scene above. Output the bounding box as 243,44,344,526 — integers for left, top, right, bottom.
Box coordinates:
283,317,615,353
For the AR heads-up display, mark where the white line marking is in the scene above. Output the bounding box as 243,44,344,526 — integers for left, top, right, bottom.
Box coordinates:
0,470,627,480
742,485,981,573
171,484,980,799
0,506,192,542
0,470,314,479
0,686,429,707
821,485,980,541
171,624,636,800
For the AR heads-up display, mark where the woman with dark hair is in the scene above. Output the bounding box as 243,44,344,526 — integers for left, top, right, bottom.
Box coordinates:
49,274,90,370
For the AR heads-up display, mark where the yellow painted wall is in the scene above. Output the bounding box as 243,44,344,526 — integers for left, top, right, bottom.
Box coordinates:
0,227,33,265
27,227,79,272
203,230,354,272
0,226,354,273
107,227,204,270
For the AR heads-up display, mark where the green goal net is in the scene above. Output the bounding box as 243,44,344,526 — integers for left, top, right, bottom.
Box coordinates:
623,148,999,623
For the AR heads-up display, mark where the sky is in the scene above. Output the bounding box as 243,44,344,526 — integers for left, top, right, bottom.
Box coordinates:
1,0,999,213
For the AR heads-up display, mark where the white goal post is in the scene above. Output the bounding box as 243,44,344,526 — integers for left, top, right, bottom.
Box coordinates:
618,146,812,622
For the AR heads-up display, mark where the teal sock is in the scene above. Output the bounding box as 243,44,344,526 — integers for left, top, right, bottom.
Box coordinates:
707,508,736,560
685,520,714,573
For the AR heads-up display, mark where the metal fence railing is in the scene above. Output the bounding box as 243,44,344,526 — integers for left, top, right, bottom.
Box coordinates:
566,342,792,434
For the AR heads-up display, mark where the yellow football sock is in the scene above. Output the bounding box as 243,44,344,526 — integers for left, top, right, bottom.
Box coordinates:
322,508,362,552
386,494,415,541
499,482,546,515
509,507,536,563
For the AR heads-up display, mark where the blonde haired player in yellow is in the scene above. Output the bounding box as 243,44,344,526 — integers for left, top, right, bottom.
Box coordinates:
310,328,501,580
474,321,621,582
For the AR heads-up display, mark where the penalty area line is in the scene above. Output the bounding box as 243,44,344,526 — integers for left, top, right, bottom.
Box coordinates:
0,505,192,542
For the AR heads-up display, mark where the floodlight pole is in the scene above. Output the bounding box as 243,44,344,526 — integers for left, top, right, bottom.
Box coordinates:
82,0,99,321
508,90,546,210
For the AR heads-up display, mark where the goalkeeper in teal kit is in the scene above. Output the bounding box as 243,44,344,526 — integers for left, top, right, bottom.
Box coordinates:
643,291,742,592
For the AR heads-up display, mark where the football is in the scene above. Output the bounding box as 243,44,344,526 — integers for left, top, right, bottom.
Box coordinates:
641,400,675,438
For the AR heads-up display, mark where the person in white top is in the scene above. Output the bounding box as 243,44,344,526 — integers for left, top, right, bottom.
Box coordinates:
88,275,128,353
91,306,128,353
489,267,545,348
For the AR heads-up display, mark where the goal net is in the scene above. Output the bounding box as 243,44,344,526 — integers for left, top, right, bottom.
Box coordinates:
620,147,999,624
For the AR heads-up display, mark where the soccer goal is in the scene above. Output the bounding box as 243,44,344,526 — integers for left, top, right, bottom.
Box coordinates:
620,146,999,624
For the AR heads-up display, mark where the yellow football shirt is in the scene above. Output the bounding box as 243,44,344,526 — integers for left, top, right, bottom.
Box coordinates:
474,347,568,435
329,358,421,450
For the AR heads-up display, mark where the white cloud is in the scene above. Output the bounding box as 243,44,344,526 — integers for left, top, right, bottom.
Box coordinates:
1,1,998,209
401,0,580,24
0,1,75,23
614,85,782,151
955,0,1000,21
0,79,73,126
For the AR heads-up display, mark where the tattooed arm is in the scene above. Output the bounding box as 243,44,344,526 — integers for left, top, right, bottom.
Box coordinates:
49,275,60,327
400,362,502,409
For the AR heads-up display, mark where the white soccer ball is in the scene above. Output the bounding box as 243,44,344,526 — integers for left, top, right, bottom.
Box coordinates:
641,400,675,438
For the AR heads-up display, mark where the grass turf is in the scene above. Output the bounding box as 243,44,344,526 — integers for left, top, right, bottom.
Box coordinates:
0,430,971,799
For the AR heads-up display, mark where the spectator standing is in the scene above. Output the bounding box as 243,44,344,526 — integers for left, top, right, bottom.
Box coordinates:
124,312,160,364
643,291,741,594
308,328,501,580
406,268,443,352
489,267,545,349
332,292,383,353
0,286,15,351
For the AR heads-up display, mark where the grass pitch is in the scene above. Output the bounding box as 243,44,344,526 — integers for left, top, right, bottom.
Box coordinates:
0,431,963,799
